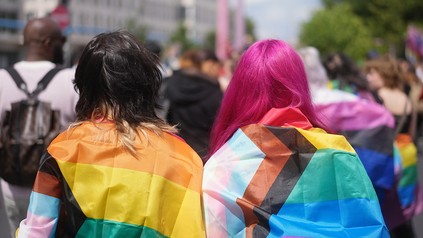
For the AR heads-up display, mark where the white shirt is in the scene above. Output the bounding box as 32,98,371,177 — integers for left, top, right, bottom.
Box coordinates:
0,61,78,128
0,61,78,194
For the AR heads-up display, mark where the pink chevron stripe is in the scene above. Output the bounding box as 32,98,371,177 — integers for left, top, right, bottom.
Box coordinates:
203,143,231,238
17,212,57,238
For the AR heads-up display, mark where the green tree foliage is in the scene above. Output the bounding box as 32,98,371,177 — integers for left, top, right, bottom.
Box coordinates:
203,16,257,51
321,0,423,56
203,31,216,51
169,23,197,52
300,4,373,60
245,17,257,43
126,19,148,42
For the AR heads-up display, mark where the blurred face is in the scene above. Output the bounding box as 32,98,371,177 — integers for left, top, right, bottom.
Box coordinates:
366,68,384,90
202,60,221,79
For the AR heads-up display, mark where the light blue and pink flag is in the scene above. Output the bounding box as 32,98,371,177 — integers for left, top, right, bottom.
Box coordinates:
203,107,389,237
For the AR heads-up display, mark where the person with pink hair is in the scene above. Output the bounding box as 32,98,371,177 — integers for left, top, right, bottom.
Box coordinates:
202,39,389,237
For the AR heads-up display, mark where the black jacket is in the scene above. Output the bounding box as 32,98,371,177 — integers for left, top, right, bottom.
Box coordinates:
165,69,223,159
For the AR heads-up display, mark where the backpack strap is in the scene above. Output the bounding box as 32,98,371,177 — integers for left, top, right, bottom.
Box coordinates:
6,67,30,96
6,66,64,98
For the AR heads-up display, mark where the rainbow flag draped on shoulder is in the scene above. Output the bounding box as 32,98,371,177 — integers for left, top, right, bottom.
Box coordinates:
203,107,388,238
394,134,423,222
17,122,205,238
313,88,423,229
314,89,395,198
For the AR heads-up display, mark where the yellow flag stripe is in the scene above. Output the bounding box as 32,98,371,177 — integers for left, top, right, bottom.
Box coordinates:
297,128,356,153
56,160,204,237
398,142,418,168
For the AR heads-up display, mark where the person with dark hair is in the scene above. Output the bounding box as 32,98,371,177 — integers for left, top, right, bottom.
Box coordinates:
16,31,205,237
202,39,388,237
144,40,162,57
165,49,223,160
199,49,221,80
145,40,173,120
323,52,369,96
0,17,77,238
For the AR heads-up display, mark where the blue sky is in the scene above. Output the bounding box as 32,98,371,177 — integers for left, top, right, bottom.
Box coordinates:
244,0,322,44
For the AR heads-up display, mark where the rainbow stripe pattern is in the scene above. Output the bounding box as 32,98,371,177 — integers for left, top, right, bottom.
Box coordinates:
396,134,418,208
203,108,388,237
395,134,423,219
314,94,396,199
313,89,423,229
17,122,205,238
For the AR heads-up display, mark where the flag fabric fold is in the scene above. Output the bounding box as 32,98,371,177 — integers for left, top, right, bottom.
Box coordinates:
203,107,389,237
314,92,395,196
314,89,423,229
17,122,205,238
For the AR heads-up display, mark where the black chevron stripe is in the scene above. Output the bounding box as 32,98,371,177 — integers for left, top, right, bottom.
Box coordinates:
251,126,316,237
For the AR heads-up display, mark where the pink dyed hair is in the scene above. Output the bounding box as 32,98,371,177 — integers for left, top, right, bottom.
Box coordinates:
208,39,326,157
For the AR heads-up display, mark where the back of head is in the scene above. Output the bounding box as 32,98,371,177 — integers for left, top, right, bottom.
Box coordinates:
364,55,403,89
199,49,221,79
74,30,166,131
209,39,323,156
179,49,202,70
324,53,368,90
23,17,65,63
144,40,162,58
199,49,219,63
298,47,329,91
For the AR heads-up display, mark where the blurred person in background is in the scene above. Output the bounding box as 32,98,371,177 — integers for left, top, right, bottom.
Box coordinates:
199,49,221,82
202,39,388,237
365,55,423,238
0,17,77,238
323,52,371,99
300,46,409,236
145,40,173,121
165,49,222,160
16,31,205,237
399,59,423,141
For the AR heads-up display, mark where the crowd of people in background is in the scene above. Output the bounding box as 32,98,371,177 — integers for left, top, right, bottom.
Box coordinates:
2,16,423,237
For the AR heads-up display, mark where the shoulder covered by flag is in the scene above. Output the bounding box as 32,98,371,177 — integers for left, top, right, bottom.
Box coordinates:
18,122,206,238
203,108,389,237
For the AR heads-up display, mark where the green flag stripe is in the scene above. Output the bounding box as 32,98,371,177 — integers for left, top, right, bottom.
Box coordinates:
77,218,168,238
285,148,378,204
399,166,418,187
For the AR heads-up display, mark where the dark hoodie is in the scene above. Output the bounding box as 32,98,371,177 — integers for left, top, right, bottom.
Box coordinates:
165,69,223,159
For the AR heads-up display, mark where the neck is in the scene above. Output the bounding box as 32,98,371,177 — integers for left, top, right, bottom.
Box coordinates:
25,48,51,62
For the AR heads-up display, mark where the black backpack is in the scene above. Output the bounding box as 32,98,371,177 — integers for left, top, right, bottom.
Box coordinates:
0,66,63,187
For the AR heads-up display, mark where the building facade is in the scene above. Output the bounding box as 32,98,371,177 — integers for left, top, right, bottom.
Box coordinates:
0,0,217,67
69,0,216,46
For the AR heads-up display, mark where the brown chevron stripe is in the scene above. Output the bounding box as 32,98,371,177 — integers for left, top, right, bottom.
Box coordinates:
33,171,61,198
38,153,87,237
236,124,292,238
236,125,317,237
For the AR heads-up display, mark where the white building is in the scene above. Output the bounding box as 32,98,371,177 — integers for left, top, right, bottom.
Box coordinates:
0,0,217,67
69,0,216,48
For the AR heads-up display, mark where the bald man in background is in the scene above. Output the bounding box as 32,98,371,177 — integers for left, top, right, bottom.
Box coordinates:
0,17,78,238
